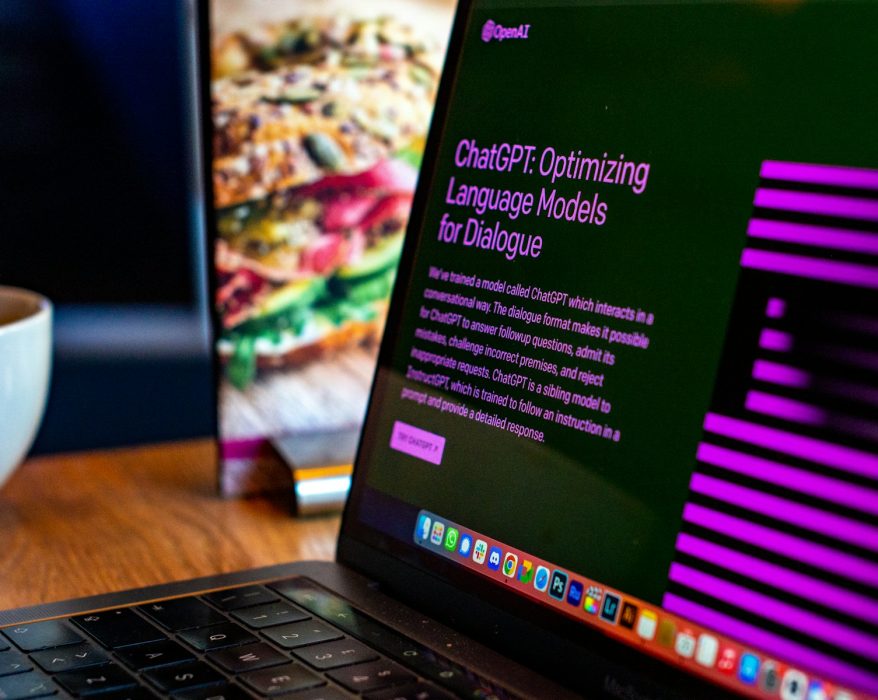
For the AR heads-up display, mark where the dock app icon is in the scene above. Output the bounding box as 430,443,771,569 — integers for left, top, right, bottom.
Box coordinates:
473,539,488,564
518,560,534,584
636,610,657,640
430,521,445,546
600,593,621,623
534,566,550,592
566,580,584,607
502,552,518,578
549,571,568,600
619,602,638,629
584,586,602,615
416,514,431,543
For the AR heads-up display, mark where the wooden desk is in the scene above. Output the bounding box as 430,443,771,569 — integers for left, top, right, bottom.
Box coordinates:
0,440,340,610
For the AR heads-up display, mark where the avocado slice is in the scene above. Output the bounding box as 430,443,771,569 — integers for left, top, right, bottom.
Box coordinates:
337,267,396,306
229,277,328,339
316,298,381,327
257,277,327,316
336,233,404,280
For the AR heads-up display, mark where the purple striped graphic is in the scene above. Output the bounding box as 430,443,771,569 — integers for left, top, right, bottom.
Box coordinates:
744,390,826,425
696,442,878,516
703,413,878,480
675,533,878,625
751,359,810,388
759,328,793,352
760,160,878,191
662,593,878,694
689,473,878,552
747,219,878,256
764,297,787,319
741,249,878,290
668,563,878,661
682,503,878,587
668,160,878,696
753,188,878,222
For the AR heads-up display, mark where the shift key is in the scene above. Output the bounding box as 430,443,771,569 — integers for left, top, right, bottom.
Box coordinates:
71,610,164,649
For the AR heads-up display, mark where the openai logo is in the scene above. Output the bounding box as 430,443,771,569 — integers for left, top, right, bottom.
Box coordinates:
481,20,496,42
480,19,531,43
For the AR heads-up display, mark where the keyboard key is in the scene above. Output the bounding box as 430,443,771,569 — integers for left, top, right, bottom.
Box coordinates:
96,690,156,700
269,582,358,627
178,624,256,652
400,656,496,700
292,639,378,670
269,582,415,657
30,644,109,674
261,622,341,650
139,599,226,633
272,579,512,699
116,640,194,671
0,671,57,699
306,619,491,700
364,684,456,700
142,661,225,694
230,603,309,630
206,643,287,675
2,623,83,653
238,664,323,696
327,660,415,694
203,588,277,612
279,688,348,700
54,664,136,696
71,610,164,649
0,651,31,677
172,682,251,700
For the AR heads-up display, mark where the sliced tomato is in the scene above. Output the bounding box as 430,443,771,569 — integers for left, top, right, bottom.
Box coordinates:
295,158,417,199
322,193,377,231
357,192,414,234
299,232,349,276
217,266,274,329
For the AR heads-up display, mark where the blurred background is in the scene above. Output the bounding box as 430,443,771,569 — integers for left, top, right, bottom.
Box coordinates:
0,0,214,453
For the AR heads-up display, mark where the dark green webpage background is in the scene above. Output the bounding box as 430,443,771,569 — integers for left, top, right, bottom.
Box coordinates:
359,0,878,605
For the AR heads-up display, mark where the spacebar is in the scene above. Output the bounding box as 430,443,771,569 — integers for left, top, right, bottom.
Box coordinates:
270,578,514,699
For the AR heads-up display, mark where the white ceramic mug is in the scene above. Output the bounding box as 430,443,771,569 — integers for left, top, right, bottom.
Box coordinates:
0,286,52,489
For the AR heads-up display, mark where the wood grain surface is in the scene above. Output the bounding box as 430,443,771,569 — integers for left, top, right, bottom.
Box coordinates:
0,440,340,610
220,349,375,439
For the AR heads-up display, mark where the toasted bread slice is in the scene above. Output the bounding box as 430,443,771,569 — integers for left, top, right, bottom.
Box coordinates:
212,16,442,79
212,58,437,208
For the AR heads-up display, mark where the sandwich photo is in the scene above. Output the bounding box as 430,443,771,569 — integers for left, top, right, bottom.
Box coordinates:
210,16,443,389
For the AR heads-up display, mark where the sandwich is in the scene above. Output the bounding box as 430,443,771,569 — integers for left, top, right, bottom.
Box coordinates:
210,17,442,388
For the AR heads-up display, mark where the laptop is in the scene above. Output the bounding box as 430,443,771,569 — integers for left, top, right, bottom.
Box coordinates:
2,1,877,699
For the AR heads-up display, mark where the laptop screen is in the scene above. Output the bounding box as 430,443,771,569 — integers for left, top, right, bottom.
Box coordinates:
345,1,878,697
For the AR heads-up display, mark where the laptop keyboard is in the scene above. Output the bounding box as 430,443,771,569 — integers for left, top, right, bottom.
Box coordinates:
0,578,515,700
